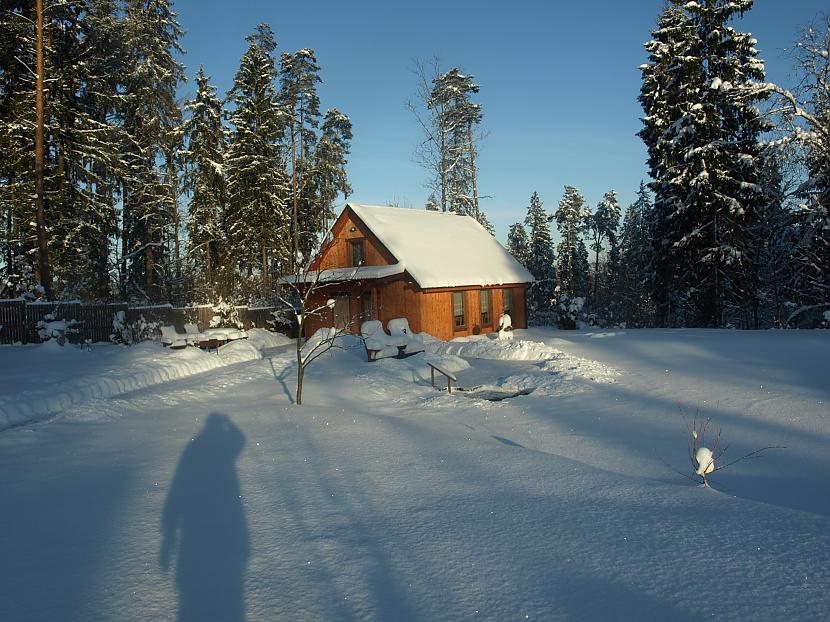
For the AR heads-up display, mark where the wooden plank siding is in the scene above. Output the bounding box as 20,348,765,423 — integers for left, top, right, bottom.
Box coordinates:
300,279,529,342
300,205,532,341
314,210,396,270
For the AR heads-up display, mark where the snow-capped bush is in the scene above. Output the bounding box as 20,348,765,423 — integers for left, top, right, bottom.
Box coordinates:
209,298,243,329
3,257,45,301
110,310,134,345
131,315,161,343
557,295,585,329
37,313,80,346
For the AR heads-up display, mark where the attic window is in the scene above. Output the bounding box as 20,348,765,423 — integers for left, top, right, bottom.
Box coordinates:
349,239,365,267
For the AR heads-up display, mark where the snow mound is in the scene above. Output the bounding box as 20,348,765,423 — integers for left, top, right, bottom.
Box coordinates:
430,335,570,362
245,328,292,350
0,331,289,431
218,341,263,364
429,335,619,398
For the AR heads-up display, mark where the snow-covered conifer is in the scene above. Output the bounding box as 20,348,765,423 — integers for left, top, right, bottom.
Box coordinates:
225,24,289,300
506,223,530,267
524,192,556,324
639,0,769,327
182,67,227,301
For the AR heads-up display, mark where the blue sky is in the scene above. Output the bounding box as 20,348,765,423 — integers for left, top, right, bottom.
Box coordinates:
175,0,827,242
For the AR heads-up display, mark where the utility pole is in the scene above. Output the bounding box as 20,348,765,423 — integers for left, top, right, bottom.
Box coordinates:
34,0,52,298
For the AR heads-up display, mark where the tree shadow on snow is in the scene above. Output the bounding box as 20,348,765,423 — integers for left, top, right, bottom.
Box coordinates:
160,412,249,622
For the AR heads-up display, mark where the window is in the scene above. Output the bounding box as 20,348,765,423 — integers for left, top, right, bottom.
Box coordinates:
502,288,513,316
349,239,365,267
361,291,373,320
480,289,492,326
452,291,466,329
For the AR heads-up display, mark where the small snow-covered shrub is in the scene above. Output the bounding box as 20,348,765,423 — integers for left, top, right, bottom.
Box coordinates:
557,295,585,329
3,257,45,300
130,314,161,343
209,298,243,329
110,310,135,345
37,313,80,346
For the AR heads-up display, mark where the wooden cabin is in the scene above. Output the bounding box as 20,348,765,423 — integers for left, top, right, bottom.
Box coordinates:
292,204,533,341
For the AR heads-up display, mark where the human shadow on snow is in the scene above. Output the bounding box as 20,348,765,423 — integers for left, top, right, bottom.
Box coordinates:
160,412,249,622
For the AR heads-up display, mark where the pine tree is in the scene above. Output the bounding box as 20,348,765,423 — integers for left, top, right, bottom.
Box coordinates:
120,0,185,302
773,18,830,324
587,190,621,306
1,0,125,300
523,192,556,324
279,48,321,264
506,222,530,267
1,2,38,295
182,66,226,301
305,108,352,243
225,24,289,300
639,0,769,327
615,182,656,326
425,67,494,228
554,185,587,298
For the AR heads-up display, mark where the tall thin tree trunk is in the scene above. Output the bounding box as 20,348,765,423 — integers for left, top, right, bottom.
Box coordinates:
7,169,15,271
145,242,153,299
34,0,51,297
290,110,298,271
120,186,128,298
168,154,181,281
439,124,447,212
261,238,269,298
468,122,479,222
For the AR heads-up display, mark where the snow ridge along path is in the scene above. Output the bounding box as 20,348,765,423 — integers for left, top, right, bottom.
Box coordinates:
0,330,290,430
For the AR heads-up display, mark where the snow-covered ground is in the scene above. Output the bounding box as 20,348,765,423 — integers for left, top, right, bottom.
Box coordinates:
0,328,828,621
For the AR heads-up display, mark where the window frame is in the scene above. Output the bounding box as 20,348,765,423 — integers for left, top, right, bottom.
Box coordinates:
479,289,492,327
502,288,513,316
361,290,373,321
348,239,365,267
452,291,466,330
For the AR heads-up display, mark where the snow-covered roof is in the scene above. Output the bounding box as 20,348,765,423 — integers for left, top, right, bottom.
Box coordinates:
278,263,405,285
348,204,534,289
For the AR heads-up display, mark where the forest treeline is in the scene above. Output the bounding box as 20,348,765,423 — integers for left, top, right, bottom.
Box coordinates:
1,0,828,329
1,1,350,305
507,2,828,329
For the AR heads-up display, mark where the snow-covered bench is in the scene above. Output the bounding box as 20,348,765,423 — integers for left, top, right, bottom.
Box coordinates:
160,325,187,349
183,323,202,346
387,318,425,356
360,320,401,362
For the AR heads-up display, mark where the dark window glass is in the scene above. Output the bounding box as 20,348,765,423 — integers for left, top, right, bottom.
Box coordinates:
362,291,372,320
452,291,465,328
480,289,492,326
349,239,365,267
502,288,513,315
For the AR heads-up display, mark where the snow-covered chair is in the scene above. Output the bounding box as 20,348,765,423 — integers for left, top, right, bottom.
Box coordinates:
497,313,513,341
184,323,203,346
160,325,187,349
360,320,401,362
387,317,425,356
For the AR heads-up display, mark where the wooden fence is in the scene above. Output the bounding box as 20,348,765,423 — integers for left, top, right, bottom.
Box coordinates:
0,300,287,345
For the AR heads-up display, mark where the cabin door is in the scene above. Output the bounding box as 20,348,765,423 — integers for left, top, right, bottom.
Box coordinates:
333,296,351,329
